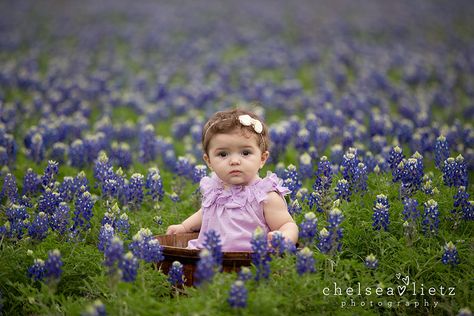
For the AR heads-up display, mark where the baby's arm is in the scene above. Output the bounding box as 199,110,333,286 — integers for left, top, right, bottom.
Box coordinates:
263,192,298,244
166,209,203,234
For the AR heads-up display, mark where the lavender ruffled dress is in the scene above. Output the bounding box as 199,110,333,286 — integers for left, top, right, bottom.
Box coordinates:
187,171,290,252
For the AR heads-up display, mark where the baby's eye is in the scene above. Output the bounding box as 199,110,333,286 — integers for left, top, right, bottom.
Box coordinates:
242,150,252,156
217,151,228,158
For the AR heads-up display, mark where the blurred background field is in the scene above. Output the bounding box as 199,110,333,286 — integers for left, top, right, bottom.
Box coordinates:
0,0,473,315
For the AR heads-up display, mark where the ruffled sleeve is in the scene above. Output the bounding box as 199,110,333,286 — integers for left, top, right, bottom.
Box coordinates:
253,171,290,204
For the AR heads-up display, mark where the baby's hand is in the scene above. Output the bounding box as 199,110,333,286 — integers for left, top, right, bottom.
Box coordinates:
267,230,283,246
166,224,187,235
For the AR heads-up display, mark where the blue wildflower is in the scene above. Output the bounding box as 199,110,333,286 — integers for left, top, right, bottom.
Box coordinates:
145,168,164,201
28,259,46,282
44,249,63,283
5,204,29,239
98,224,115,252
422,199,440,236
120,252,139,282
110,142,133,169
318,208,344,254
434,135,450,169
298,212,318,246
296,247,316,275
93,152,113,186
203,229,223,267
372,202,390,231
139,124,158,163
353,162,368,194
250,227,271,281
295,128,310,152
402,197,419,222
127,173,144,208
341,149,359,186
168,261,185,287
313,156,333,193
38,188,61,216
69,139,87,169
441,241,459,266
192,164,207,184
129,228,163,263
176,156,194,179
73,171,90,195
28,212,49,240
104,236,124,274
1,173,19,203
58,176,75,202
227,280,248,308
387,146,405,181
299,153,313,180
194,249,215,285
22,168,41,196
41,160,59,189
72,191,94,231
364,254,379,269
28,133,45,163
237,267,253,282
289,199,302,216
442,155,468,188
335,179,351,201
50,202,70,235
51,142,67,165
115,213,130,235
283,164,302,199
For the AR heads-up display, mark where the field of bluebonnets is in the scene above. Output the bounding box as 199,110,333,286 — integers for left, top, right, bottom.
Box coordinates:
1,0,473,315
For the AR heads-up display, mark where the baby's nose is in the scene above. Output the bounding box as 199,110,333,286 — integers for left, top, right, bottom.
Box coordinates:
229,155,241,165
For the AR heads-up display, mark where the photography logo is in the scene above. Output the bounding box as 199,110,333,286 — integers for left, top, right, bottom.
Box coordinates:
322,273,456,309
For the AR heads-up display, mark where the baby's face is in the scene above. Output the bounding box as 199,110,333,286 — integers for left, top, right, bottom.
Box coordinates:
204,129,269,187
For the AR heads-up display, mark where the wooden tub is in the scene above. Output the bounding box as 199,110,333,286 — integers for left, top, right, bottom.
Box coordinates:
156,232,252,286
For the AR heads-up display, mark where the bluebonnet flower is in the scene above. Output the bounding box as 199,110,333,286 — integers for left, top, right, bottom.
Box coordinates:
119,252,139,282
104,236,124,274
72,191,94,231
283,164,302,199
402,197,419,222
335,179,351,201
387,146,405,181
227,280,248,308
295,128,310,152
110,142,133,169
169,192,180,203
41,160,59,189
98,224,115,252
50,202,70,235
341,149,359,186
203,229,223,267
44,249,63,283
0,146,8,166
422,199,440,236
296,247,316,275
441,241,460,266
28,212,49,240
58,176,75,202
237,267,253,282
73,171,90,195
84,133,106,164
353,162,368,194
129,228,164,263
93,152,113,185
28,259,46,282
192,164,207,184
400,153,424,197
250,227,271,281
1,173,19,203
299,212,318,246
194,249,215,285
372,202,390,231
269,231,293,256
176,156,194,179
456,307,472,316
82,300,107,316
318,208,344,254
299,153,313,179
313,156,333,193
38,188,61,216
288,199,302,216
139,124,158,163
330,144,344,166
269,123,291,162
69,139,87,168
50,142,67,165
28,133,45,163
364,254,379,269
442,155,468,188
451,186,471,221
153,215,163,226
22,168,41,196
168,261,185,286
434,135,450,169
115,213,130,235
5,204,29,239
127,173,144,208
145,168,164,201
296,188,309,204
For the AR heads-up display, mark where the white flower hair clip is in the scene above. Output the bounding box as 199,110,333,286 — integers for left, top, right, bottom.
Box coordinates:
238,115,263,133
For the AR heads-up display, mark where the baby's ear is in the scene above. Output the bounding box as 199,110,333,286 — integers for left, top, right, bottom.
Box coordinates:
203,153,211,168
260,151,270,167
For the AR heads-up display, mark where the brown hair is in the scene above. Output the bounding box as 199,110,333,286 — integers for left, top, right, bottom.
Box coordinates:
202,108,270,154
